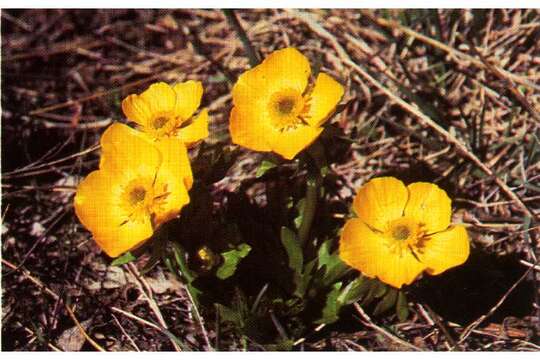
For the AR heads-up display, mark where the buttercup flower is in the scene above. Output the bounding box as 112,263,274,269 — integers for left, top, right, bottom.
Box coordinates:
229,47,344,160
74,123,192,257
122,81,208,146
339,177,469,288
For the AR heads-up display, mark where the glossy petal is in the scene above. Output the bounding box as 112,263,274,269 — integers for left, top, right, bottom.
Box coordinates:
152,137,191,225
229,107,273,152
173,80,204,120
177,108,209,146
405,182,452,234
122,94,152,127
232,47,311,114
139,82,177,115
339,218,425,288
353,177,409,232
74,170,153,257
417,225,470,275
304,73,344,127
270,125,323,160
154,136,193,190
99,123,162,179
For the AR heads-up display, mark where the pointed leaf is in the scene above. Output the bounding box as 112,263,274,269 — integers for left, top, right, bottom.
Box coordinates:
396,291,410,322
216,243,252,280
337,276,370,306
315,282,343,324
373,288,398,316
111,252,136,267
256,159,277,178
280,227,303,276
317,239,350,286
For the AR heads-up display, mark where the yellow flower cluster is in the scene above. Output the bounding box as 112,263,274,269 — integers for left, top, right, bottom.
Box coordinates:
74,81,208,257
74,47,469,288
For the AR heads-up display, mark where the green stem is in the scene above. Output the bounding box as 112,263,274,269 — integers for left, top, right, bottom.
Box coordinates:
298,141,326,247
223,9,260,68
298,166,321,248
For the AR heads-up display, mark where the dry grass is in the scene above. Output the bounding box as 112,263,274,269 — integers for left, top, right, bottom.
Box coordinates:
2,9,539,351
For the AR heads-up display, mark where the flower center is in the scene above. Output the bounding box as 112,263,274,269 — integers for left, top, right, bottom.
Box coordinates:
383,217,426,257
129,186,147,205
152,116,169,129
120,178,156,223
268,89,305,131
145,112,178,139
277,97,296,115
392,225,411,241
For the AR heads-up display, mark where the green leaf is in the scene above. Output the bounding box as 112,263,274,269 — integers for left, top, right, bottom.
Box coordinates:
216,303,244,327
280,227,303,276
294,198,306,229
172,244,195,283
373,288,398,316
315,282,343,324
295,258,317,298
374,281,389,299
317,239,350,286
360,279,385,307
256,159,277,178
111,252,136,266
216,243,252,280
396,291,410,322
337,276,370,306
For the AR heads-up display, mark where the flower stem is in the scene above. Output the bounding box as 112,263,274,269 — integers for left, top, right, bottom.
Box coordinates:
298,169,321,248
223,9,260,68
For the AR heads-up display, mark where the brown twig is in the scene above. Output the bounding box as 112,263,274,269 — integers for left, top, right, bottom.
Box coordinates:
353,303,423,351
2,259,105,351
287,9,535,220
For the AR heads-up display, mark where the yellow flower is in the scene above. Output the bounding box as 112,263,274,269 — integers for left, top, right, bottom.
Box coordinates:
122,81,208,146
229,47,344,160
74,123,192,257
339,177,470,289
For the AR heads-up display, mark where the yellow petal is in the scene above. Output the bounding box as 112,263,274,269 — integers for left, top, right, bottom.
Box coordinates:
304,73,344,127
270,125,323,160
417,225,470,275
353,177,409,232
154,137,193,190
139,82,177,115
405,182,452,234
177,108,209,146
74,170,153,258
232,47,311,114
229,107,273,152
122,94,152,127
152,137,191,226
99,123,162,179
339,218,425,288
173,80,204,120
92,219,154,258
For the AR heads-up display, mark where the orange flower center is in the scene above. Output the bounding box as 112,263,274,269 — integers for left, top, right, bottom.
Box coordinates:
129,186,147,205
384,217,426,256
152,116,169,129
268,89,306,131
277,97,296,115
392,225,411,241
146,112,178,139
120,178,163,224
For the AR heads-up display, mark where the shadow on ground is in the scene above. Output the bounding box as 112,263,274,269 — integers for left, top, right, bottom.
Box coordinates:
411,250,536,324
